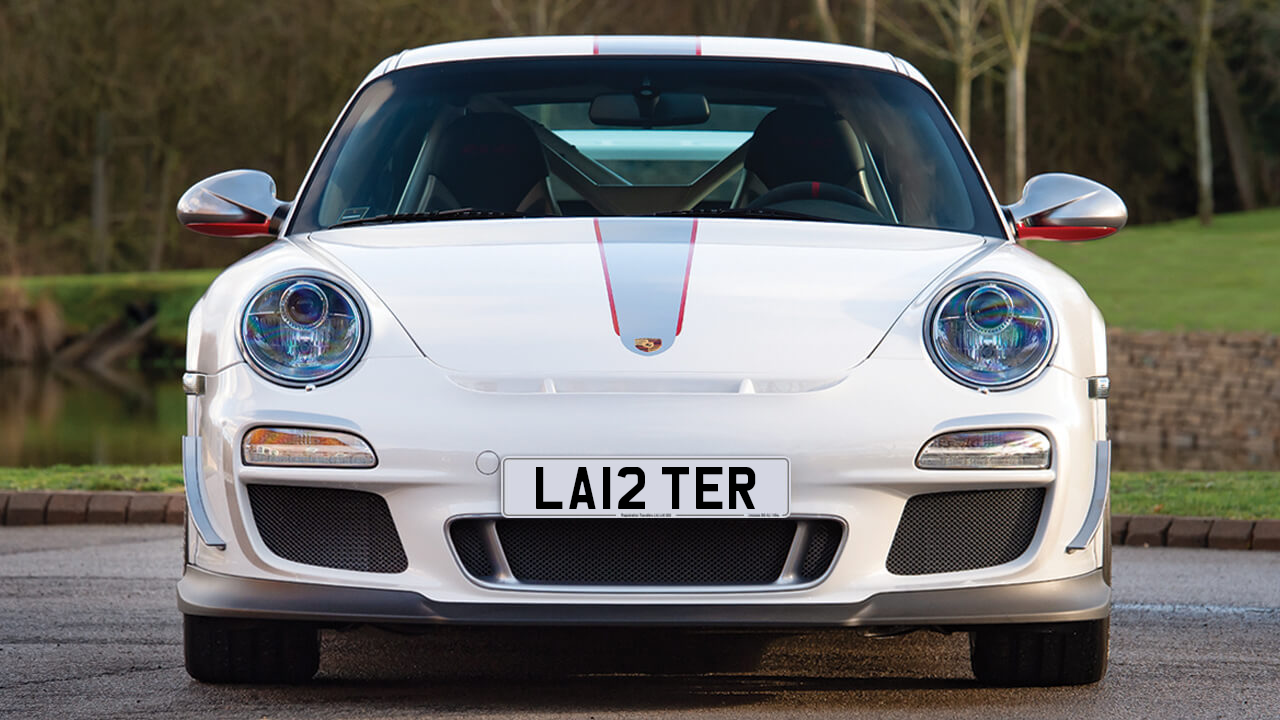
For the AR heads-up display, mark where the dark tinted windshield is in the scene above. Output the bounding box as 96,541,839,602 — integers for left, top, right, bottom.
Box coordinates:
290,57,1002,236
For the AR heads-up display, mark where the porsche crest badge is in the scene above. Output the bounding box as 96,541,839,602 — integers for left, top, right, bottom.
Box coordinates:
634,337,663,353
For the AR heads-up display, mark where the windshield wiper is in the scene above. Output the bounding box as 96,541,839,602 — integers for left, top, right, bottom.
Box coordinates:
330,208,527,229
655,207,843,223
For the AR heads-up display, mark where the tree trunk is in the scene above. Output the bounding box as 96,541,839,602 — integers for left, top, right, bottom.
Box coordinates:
1192,0,1214,226
1208,49,1256,211
1004,59,1026,201
91,112,111,273
863,0,876,48
813,0,840,43
956,64,974,138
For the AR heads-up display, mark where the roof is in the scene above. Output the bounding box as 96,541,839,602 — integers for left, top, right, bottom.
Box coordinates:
369,35,923,84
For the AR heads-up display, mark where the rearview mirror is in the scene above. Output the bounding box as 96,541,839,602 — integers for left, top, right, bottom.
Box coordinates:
589,92,710,127
1005,173,1127,242
176,169,291,238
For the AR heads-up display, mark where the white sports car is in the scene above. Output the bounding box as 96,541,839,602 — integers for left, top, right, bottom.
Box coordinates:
175,35,1125,686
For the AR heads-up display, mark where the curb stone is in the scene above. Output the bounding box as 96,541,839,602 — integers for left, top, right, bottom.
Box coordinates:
87,493,140,524
1111,515,1130,545
1166,517,1213,548
5,492,52,526
1208,519,1253,550
1254,520,1280,551
127,494,170,524
0,491,1277,551
46,492,93,524
1125,515,1172,547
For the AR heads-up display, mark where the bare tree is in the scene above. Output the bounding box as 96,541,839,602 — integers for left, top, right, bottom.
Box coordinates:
863,0,877,47
813,0,841,43
1191,0,1215,225
880,0,1005,137
491,0,632,35
993,0,1044,200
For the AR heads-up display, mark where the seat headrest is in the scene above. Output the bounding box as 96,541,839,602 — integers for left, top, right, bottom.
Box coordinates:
425,113,548,211
744,106,864,189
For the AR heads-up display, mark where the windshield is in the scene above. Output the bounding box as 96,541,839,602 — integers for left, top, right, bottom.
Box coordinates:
289,57,1003,236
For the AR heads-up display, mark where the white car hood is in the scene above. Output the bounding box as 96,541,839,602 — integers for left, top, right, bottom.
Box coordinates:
309,218,987,381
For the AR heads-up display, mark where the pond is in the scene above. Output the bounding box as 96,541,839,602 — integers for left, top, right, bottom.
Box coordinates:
0,367,1276,471
0,367,184,467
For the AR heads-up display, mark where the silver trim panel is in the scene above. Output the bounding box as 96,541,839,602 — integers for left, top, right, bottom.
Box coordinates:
183,435,226,550
177,565,1111,626
182,372,206,395
1066,440,1111,553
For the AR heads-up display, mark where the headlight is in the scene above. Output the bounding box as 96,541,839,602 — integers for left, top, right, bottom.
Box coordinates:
916,429,1051,469
240,276,366,385
927,279,1053,388
243,427,376,467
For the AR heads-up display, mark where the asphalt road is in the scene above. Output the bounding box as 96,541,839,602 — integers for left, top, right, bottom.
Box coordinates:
1,526,1277,719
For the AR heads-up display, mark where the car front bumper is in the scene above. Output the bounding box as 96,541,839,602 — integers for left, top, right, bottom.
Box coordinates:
178,565,1110,627
181,355,1109,622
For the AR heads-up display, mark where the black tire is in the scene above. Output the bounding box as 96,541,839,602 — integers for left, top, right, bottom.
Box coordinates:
969,618,1109,686
184,614,320,684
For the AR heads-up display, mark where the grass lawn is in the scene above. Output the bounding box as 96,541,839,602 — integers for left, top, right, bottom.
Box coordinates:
1029,207,1280,333
8,269,219,347
0,465,184,493
1,465,1275,520
1111,471,1280,520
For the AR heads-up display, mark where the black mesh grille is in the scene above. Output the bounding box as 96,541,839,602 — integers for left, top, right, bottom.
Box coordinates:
799,519,842,581
449,518,842,586
449,519,494,578
246,484,407,574
886,487,1045,575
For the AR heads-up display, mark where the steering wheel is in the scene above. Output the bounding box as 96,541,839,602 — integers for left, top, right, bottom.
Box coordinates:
749,181,879,214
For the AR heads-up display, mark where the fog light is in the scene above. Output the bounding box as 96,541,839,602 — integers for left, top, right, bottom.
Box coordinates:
916,429,1050,469
242,427,376,467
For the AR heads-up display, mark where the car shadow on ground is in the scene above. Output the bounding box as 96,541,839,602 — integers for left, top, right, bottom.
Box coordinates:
180,626,1010,714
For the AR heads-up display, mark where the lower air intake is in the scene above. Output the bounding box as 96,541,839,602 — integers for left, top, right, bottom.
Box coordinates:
450,517,843,587
246,484,407,574
886,487,1046,575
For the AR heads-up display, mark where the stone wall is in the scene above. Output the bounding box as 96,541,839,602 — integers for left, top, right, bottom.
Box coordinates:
1108,330,1280,470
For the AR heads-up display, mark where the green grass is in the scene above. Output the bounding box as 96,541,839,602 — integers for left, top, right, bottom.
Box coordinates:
0,464,184,493
1029,208,1280,333
1111,471,1280,520
9,269,218,346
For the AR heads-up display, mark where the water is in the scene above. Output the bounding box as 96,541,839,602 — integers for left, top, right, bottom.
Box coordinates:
0,368,1275,470
0,368,184,467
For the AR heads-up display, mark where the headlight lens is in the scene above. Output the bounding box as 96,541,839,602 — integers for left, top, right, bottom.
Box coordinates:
928,279,1053,388
241,276,365,384
916,429,1051,469
243,427,376,467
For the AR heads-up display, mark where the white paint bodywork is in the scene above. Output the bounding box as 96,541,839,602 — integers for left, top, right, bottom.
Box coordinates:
184,36,1109,620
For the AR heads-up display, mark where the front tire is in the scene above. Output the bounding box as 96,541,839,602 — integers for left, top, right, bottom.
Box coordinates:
969,618,1109,686
184,614,320,684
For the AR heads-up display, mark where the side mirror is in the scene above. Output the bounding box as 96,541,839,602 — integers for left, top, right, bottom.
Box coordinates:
1005,173,1127,242
176,170,292,238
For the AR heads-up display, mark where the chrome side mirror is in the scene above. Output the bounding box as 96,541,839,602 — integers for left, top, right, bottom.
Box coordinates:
176,170,292,238
1005,173,1127,242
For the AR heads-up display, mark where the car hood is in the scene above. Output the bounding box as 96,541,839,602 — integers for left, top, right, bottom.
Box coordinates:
308,218,988,384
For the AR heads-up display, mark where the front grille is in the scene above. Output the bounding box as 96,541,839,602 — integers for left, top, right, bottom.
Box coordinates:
246,484,407,574
450,517,843,587
886,487,1045,575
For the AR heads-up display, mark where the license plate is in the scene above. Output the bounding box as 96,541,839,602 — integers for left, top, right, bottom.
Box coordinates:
501,457,789,518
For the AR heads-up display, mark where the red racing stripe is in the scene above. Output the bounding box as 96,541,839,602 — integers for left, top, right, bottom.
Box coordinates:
593,218,621,335
675,219,698,335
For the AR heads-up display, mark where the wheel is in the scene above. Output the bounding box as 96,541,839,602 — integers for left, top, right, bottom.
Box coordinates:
969,618,1109,686
184,614,320,684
